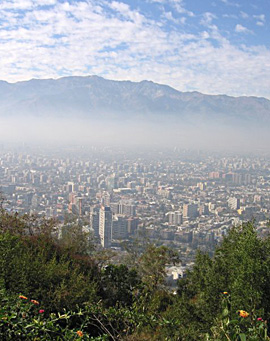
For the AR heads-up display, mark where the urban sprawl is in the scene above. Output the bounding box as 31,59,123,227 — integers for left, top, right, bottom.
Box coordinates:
1,146,270,280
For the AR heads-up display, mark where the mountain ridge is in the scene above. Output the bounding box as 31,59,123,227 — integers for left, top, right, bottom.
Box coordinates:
0,75,269,123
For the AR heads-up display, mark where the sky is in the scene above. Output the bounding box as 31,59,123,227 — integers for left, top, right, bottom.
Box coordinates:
0,0,269,98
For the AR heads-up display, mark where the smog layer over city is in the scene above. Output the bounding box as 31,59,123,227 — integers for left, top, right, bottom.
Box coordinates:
1,0,270,339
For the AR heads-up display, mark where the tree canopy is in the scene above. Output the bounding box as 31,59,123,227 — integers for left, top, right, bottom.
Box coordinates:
1,207,270,340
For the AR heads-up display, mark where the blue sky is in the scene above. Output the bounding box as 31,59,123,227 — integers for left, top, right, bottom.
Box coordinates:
0,0,269,98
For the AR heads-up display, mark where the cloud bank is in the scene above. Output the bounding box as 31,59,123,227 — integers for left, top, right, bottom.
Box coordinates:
0,0,269,98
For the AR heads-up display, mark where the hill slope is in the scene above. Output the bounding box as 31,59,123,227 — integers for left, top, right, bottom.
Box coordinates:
0,76,269,123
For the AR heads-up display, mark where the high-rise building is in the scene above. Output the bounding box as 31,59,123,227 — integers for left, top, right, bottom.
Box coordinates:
199,204,210,216
244,174,251,185
119,201,136,216
99,206,112,248
106,174,118,191
228,197,240,210
197,182,206,191
90,207,100,238
67,181,75,193
127,217,139,235
110,201,136,216
112,215,128,240
208,172,220,179
101,191,111,206
183,203,198,219
110,202,120,214
166,211,183,225
232,173,242,185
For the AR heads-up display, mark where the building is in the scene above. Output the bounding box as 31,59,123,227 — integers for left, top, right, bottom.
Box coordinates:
127,217,139,235
166,211,183,225
119,201,136,216
183,203,198,219
99,206,112,248
112,215,128,240
90,206,100,237
106,174,118,191
228,197,240,210
110,201,136,216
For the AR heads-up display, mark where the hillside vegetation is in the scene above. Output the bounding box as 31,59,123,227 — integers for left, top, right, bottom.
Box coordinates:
1,207,270,340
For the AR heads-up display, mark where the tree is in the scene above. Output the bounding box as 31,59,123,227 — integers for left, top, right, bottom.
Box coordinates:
100,264,140,307
0,210,99,312
139,244,180,291
178,221,270,330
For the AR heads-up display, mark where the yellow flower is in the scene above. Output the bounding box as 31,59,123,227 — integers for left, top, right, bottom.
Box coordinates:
76,331,83,337
31,299,39,305
238,310,249,318
223,292,228,295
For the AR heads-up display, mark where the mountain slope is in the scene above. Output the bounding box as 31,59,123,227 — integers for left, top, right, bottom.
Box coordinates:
0,75,269,123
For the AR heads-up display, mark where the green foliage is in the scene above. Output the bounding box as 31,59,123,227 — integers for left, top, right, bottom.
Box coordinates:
0,211,99,312
178,222,270,328
0,291,109,340
138,244,180,291
206,293,270,340
59,214,95,256
100,264,141,307
1,208,270,340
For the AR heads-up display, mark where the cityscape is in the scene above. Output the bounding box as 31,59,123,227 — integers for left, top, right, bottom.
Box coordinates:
1,145,270,274
1,0,270,338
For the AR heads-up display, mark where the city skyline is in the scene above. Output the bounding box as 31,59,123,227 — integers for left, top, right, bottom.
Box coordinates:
1,145,270,264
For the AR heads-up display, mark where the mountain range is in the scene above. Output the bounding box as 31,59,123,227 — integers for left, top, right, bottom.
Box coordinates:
0,75,269,124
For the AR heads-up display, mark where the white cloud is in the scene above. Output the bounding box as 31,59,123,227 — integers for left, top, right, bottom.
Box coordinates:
235,24,253,34
200,12,217,27
200,31,210,39
149,0,194,16
163,11,179,24
0,0,32,10
223,14,238,19
171,0,194,16
221,0,240,7
0,0,269,100
161,10,187,25
240,11,249,19
109,1,144,25
254,14,265,26
0,0,57,10
180,17,186,25
254,14,265,22
147,0,165,2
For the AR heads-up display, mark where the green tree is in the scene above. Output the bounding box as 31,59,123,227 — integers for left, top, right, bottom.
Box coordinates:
177,221,270,333
138,244,180,291
100,264,141,307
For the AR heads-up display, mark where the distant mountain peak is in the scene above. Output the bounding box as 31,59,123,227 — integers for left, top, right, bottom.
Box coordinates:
0,76,269,123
